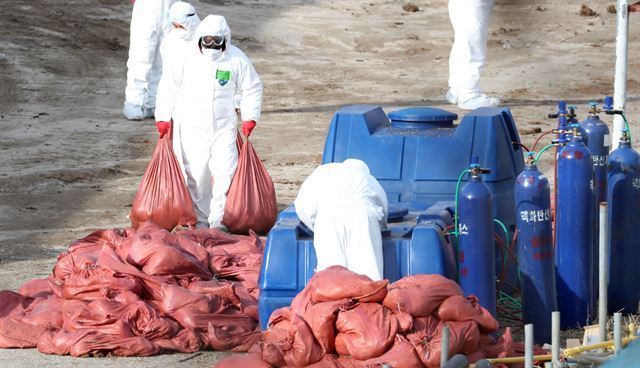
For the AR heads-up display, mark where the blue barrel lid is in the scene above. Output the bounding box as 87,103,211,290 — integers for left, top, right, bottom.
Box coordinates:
388,107,458,123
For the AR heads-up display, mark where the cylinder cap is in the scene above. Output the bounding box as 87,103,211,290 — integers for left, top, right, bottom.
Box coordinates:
470,155,479,167
558,100,567,111
604,96,614,110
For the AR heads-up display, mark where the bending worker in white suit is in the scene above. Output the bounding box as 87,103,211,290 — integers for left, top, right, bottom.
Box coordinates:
155,15,263,230
294,159,388,281
124,0,177,120
445,0,499,110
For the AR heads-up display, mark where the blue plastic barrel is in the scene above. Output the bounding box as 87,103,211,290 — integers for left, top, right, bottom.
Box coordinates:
607,133,640,314
515,156,557,343
321,105,524,291
555,132,595,328
458,157,496,317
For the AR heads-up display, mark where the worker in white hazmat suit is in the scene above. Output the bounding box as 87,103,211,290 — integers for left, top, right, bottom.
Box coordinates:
294,159,388,281
155,15,263,230
445,0,500,110
154,1,200,178
123,0,177,120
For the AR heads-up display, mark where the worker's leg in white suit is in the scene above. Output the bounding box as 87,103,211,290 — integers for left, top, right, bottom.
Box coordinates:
344,204,384,281
180,125,213,227
447,0,498,109
124,0,162,120
207,123,239,228
144,40,164,117
313,211,349,272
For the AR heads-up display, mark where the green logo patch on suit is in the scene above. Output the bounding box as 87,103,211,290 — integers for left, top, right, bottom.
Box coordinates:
216,70,231,86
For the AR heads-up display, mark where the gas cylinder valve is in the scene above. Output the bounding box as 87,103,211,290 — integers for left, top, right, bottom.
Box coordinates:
621,129,630,142
525,152,536,165
469,157,491,176
572,127,582,137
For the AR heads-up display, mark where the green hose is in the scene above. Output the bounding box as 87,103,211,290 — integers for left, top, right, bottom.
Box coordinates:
622,113,632,141
493,218,510,246
498,290,523,311
494,218,511,272
452,169,471,237
534,143,556,164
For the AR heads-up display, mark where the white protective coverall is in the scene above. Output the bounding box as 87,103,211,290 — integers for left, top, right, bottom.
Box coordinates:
446,0,499,110
161,15,263,228
294,159,388,281
155,2,200,177
124,0,177,120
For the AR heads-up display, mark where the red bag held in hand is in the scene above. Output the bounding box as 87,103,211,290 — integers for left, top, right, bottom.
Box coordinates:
222,136,277,235
130,132,196,231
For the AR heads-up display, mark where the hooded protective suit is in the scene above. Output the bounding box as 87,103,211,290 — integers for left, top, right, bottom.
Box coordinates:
294,159,388,281
155,2,200,177
124,0,177,119
161,15,263,228
447,0,498,110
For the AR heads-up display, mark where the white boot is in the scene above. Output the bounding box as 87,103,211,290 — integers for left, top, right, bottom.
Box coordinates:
446,89,458,105
143,106,155,119
123,102,144,120
457,93,500,110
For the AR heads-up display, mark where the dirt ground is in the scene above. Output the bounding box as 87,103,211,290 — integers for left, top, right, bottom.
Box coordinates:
0,0,638,366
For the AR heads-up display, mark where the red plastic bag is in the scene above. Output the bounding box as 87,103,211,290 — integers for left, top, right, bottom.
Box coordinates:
222,137,277,235
309,266,389,303
409,320,480,368
436,295,499,333
383,274,463,317
262,309,324,367
335,303,398,360
351,335,423,368
129,133,196,231
289,285,351,354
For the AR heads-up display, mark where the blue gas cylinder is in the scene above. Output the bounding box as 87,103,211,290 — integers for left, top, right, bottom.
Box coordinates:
515,154,557,343
458,156,496,317
555,130,595,328
579,102,611,203
607,131,640,313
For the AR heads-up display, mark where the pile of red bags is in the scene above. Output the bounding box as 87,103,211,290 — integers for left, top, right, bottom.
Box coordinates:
0,221,262,357
218,266,518,368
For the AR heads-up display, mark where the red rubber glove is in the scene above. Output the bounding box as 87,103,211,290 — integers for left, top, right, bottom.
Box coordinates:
242,120,257,137
156,121,171,138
